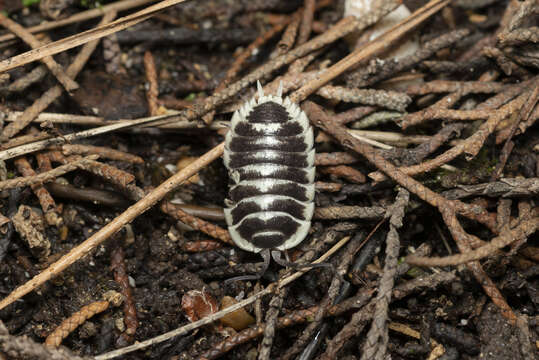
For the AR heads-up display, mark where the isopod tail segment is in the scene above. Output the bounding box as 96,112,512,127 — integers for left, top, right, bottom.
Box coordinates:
224,81,335,282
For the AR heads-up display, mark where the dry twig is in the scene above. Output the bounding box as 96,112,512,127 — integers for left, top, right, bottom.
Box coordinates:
360,189,409,360
143,51,160,117
0,13,78,92
0,155,98,191
110,247,137,345
45,291,123,348
13,157,61,227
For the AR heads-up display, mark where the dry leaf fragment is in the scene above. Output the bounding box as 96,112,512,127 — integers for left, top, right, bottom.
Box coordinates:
181,288,219,322
219,296,255,331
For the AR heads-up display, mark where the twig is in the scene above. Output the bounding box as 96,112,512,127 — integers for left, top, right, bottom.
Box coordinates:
0,11,117,141
45,291,123,348
60,144,143,164
404,80,505,96
314,181,342,192
360,189,409,360
259,289,287,360
316,86,411,112
392,271,456,300
400,108,490,127
349,129,431,146
277,12,301,55
498,87,539,142
13,157,61,227
334,106,378,125
317,206,386,221
315,152,359,166
3,111,105,126
36,152,52,173
0,155,98,191
381,123,466,166
398,78,531,129
492,86,539,180
76,159,136,189
441,178,539,200
483,46,529,78
320,165,366,184
420,57,489,75
298,0,316,45
0,13,78,92
160,202,233,245
181,239,223,253
45,183,130,208
110,246,137,345
347,29,470,88
0,114,174,160
143,51,159,116
4,65,48,93
498,26,539,46
162,203,225,222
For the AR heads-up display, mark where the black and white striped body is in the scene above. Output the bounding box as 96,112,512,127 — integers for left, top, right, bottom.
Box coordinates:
223,87,315,254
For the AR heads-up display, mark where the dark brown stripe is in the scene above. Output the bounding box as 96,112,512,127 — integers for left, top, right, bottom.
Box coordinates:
228,135,308,152
230,202,261,224
228,151,308,168
246,101,290,123
230,198,307,224
236,216,301,247
251,234,284,248
233,121,303,137
230,182,309,202
237,167,311,184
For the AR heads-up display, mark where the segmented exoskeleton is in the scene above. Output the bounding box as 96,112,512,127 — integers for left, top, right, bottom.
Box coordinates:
223,82,315,274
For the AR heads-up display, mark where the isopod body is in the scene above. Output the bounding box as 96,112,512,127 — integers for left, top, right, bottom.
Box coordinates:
223,84,315,255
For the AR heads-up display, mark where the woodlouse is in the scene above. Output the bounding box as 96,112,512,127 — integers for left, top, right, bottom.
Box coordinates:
223,82,315,273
